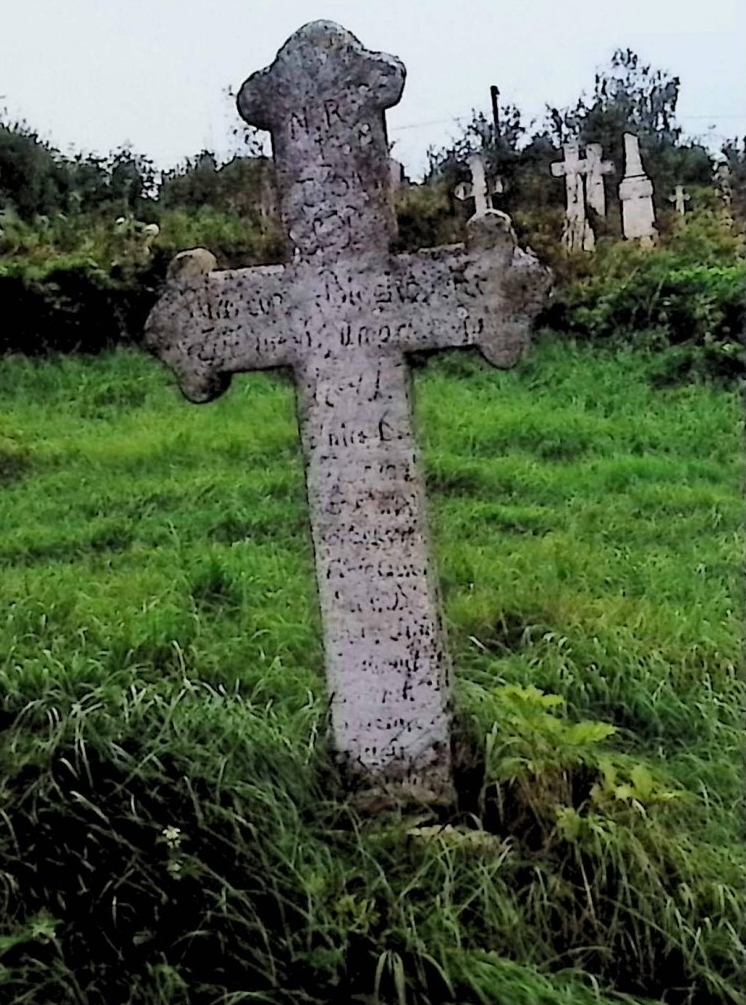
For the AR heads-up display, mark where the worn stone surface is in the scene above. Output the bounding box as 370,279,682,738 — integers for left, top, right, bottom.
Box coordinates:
584,143,614,218
550,144,595,252
619,133,657,244
144,20,549,801
454,153,504,217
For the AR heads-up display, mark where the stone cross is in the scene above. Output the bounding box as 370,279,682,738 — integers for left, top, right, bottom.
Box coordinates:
144,21,548,803
668,184,691,216
619,132,657,245
453,153,504,217
550,143,595,252
583,143,614,217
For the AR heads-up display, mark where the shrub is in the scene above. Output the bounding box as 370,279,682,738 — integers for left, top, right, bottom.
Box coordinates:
0,207,283,355
154,206,283,268
392,182,465,252
541,208,746,381
457,682,745,1003
0,255,155,355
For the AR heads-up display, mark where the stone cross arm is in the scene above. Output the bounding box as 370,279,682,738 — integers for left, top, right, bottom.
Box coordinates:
551,143,585,178
146,251,289,401
144,213,548,403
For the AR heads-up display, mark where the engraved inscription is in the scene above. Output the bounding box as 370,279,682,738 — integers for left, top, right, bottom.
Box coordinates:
144,20,549,801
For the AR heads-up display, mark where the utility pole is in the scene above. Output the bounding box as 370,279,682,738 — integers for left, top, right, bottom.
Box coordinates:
490,84,500,140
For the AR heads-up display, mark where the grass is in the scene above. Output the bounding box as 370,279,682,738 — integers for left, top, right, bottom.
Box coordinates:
0,337,743,1004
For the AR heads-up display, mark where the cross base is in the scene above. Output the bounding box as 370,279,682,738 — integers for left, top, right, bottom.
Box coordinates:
343,751,455,810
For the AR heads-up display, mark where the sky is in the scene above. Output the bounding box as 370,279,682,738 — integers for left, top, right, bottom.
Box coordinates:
2,0,745,179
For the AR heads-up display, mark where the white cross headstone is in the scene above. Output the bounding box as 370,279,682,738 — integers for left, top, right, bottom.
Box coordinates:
453,153,504,218
584,143,614,218
550,144,595,252
619,132,657,245
144,21,549,803
668,184,691,216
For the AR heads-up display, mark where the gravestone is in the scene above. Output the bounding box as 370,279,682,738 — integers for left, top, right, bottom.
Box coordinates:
550,144,595,251
144,20,549,802
584,143,614,218
668,184,691,216
714,161,733,208
454,153,504,217
619,133,657,244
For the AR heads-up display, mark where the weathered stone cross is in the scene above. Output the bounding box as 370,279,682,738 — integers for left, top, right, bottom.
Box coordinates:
583,143,614,218
550,143,596,252
668,184,691,216
453,153,504,217
144,21,548,802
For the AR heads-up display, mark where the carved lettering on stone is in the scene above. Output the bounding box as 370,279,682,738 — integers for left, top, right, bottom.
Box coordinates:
144,20,550,802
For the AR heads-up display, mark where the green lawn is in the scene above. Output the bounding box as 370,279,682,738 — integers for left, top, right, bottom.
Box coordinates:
0,338,743,1005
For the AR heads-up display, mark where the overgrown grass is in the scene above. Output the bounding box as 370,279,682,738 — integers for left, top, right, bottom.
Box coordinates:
0,338,743,1004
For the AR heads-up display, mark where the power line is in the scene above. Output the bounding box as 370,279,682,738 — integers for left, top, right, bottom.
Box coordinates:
390,112,746,134
390,117,459,133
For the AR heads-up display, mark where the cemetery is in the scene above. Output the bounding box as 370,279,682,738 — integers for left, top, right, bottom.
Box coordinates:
0,16,744,1005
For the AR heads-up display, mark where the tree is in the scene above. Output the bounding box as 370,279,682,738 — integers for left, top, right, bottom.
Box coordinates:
158,151,277,228
544,49,713,220
0,117,68,219
425,103,526,202
107,147,157,213
547,49,681,147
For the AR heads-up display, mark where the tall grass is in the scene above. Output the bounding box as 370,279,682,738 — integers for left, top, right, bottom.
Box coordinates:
0,338,743,1004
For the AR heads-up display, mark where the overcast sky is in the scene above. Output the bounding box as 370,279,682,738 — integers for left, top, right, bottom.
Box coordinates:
2,0,744,178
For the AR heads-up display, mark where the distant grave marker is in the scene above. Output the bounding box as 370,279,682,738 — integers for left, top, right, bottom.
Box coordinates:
714,161,733,208
454,153,504,217
550,143,595,252
145,21,549,802
584,143,614,218
668,184,691,216
619,133,657,244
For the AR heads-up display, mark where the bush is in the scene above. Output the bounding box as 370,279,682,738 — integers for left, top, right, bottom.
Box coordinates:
0,254,160,355
0,257,144,355
154,206,283,268
392,182,465,252
541,208,746,381
0,207,283,355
